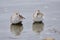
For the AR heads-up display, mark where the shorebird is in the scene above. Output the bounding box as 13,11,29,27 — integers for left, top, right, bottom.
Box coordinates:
32,10,44,22
10,13,25,24
43,37,55,40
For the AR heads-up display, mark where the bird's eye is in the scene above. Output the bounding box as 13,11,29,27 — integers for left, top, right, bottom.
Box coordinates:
37,13,39,15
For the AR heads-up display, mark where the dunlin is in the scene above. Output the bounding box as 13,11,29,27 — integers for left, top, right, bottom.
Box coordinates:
32,10,44,22
10,13,25,24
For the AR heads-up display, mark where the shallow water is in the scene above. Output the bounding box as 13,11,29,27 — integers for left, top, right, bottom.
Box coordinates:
0,0,60,40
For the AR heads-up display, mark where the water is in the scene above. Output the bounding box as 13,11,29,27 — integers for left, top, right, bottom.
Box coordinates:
0,0,60,40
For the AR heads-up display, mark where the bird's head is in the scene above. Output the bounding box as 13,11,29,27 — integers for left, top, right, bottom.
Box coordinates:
35,10,40,13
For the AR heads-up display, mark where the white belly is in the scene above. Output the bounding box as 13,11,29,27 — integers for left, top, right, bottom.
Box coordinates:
11,16,23,24
12,19,22,24
33,16,43,22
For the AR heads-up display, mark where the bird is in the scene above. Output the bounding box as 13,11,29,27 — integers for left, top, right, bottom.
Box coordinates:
43,37,55,40
10,12,25,24
32,10,44,22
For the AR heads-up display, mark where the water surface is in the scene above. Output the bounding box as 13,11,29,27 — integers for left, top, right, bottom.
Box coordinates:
0,0,60,40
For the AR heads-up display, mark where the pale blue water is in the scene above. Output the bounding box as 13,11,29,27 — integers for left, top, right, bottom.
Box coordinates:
0,0,60,40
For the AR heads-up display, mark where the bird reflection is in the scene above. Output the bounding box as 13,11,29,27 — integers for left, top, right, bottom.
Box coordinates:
32,21,44,33
10,23,23,36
